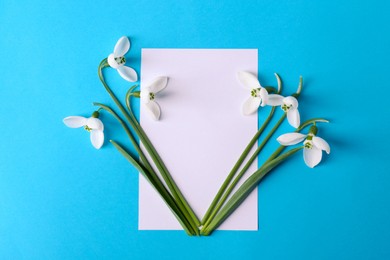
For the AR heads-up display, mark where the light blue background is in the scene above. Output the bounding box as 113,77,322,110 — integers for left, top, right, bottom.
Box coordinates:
1,0,389,259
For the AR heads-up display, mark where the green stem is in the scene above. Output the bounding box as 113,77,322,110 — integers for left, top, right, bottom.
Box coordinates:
125,85,139,123
201,76,305,234
201,74,284,226
98,59,199,235
201,147,303,235
94,103,147,168
94,102,196,235
201,75,307,234
98,60,199,234
126,86,201,227
201,107,276,225
97,60,156,171
110,140,195,236
297,118,329,132
202,113,286,230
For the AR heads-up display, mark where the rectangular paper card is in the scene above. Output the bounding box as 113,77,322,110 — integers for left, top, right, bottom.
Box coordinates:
139,49,258,230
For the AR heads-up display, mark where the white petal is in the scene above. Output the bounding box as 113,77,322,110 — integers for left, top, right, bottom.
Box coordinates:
140,90,151,104
90,130,104,149
147,76,168,93
113,36,130,57
277,132,306,146
267,94,284,106
312,136,330,154
242,97,261,115
87,117,104,130
63,116,87,128
107,53,119,69
259,88,268,107
237,71,261,90
287,108,300,128
304,146,322,168
117,66,138,82
144,101,161,120
283,96,299,109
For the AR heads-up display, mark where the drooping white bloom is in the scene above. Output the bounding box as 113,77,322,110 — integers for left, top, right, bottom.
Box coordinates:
237,71,269,115
140,76,168,121
277,132,330,168
107,36,138,82
63,115,104,149
267,95,300,128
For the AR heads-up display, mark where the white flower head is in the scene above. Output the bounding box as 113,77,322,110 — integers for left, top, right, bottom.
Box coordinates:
277,129,330,168
237,71,269,115
140,76,168,121
107,36,138,82
267,94,300,128
63,113,104,149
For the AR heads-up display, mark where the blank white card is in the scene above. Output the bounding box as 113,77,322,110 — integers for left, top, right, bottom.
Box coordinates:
139,49,258,230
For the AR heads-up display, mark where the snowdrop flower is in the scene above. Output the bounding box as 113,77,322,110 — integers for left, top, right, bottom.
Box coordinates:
237,71,269,115
140,76,168,120
63,112,104,149
277,126,330,168
267,95,300,128
107,36,138,82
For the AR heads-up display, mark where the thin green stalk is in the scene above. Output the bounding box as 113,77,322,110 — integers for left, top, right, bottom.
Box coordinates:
125,85,139,123
94,103,149,170
110,140,196,236
97,60,156,173
132,115,201,228
201,75,304,233
202,113,286,230
297,118,329,132
201,107,276,225
201,147,303,235
202,75,306,234
93,102,197,235
125,86,201,227
201,74,283,226
98,60,199,234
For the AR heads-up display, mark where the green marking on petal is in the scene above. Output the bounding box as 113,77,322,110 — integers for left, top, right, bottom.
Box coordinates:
114,56,126,66
281,103,291,112
250,88,261,97
84,125,92,132
304,140,313,149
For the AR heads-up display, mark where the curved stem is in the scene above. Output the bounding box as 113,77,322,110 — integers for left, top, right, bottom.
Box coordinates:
201,107,276,225
298,118,329,132
202,113,286,230
126,87,201,227
125,85,139,123
98,60,199,234
201,75,304,233
93,102,145,167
